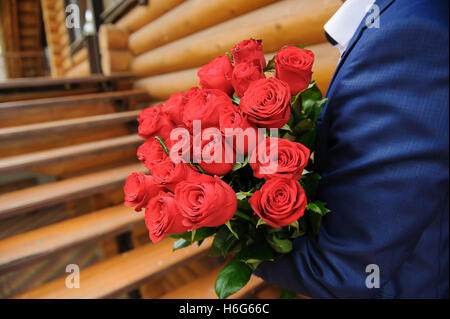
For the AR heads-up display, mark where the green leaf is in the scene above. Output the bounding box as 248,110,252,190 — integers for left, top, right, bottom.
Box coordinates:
265,233,293,254
211,226,239,257
232,95,241,106
280,289,297,299
308,212,322,237
299,81,328,125
256,218,268,228
193,227,218,241
317,98,329,114
281,124,293,133
264,55,276,72
237,198,252,212
170,227,218,242
234,210,252,222
288,218,306,238
239,191,254,197
226,221,239,239
232,156,249,172
226,52,234,64
290,226,306,239
215,257,252,299
246,260,262,271
306,201,330,236
173,238,190,251
154,136,169,155
235,192,247,200
189,163,209,175
295,126,317,151
283,44,306,50
306,201,331,216
238,241,276,264
292,119,314,136
289,220,299,231
291,91,302,110
300,173,322,200
247,222,265,243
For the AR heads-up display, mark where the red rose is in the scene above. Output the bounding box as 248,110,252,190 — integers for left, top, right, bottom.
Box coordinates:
249,178,307,228
138,104,175,140
165,131,193,164
145,191,189,243
219,105,263,156
231,38,266,71
123,172,162,211
231,62,265,98
275,47,315,95
150,157,200,192
193,127,235,176
250,137,310,180
162,91,185,125
183,87,233,131
175,174,237,230
197,55,233,95
240,78,291,129
137,138,168,171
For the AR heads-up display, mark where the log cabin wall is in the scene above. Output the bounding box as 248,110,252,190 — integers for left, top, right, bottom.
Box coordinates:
0,0,46,78
40,0,92,77
40,0,75,77
99,0,342,98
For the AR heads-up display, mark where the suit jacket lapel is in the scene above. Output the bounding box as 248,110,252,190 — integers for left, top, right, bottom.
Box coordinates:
315,0,396,173
325,0,396,98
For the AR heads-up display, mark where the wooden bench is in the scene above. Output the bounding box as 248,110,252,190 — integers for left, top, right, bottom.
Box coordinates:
0,74,137,103
0,135,143,174
0,205,143,274
0,162,145,220
0,89,149,111
0,110,141,141
0,74,136,91
13,238,212,299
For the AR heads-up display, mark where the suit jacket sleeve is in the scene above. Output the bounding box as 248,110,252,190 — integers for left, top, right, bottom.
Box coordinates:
254,17,449,298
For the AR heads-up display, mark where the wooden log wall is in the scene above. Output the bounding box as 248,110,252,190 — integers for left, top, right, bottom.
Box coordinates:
0,0,46,78
40,0,90,77
100,0,342,94
41,0,73,77
115,0,186,33
98,24,131,76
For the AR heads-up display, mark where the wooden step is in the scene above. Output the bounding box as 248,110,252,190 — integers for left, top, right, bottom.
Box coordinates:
0,162,145,220
160,268,265,299
0,205,143,274
0,74,136,91
0,110,141,141
0,135,143,174
13,238,212,299
0,89,149,111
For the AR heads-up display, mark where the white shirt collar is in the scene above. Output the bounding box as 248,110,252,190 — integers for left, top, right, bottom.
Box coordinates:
324,0,376,55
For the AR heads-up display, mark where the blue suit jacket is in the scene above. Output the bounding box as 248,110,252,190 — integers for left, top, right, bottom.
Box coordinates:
255,0,449,298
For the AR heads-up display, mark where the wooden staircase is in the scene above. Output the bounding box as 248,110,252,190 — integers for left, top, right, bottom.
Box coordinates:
0,74,274,299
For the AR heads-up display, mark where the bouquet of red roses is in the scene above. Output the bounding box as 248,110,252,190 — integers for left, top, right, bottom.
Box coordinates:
124,38,330,298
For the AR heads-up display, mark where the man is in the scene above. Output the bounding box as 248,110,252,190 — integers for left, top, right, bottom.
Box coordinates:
254,0,449,298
